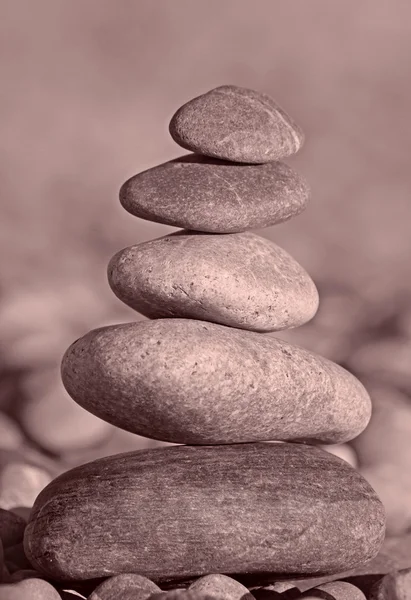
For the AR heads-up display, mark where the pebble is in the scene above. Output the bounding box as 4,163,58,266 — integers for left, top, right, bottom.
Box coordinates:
0,509,26,547
61,319,371,445
18,369,113,456
351,382,411,468
0,414,25,451
119,155,309,233
108,231,319,332
300,581,366,599
369,568,411,599
24,443,385,584
189,574,253,600
88,573,160,600
0,577,61,599
0,461,51,511
151,592,222,600
8,568,44,582
169,85,304,163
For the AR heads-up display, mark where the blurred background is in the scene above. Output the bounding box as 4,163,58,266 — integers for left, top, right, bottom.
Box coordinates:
1,0,411,536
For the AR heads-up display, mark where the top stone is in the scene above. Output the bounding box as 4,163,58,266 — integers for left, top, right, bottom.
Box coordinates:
169,85,304,164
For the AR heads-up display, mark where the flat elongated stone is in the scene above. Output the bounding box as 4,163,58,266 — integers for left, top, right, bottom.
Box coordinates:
108,231,319,332
24,444,385,584
169,86,304,163
120,155,309,233
61,319,371,445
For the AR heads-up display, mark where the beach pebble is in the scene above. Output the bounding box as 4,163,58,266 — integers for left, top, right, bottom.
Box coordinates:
0,414,25,451
18,369,113,456
369,568,411,599
108,231,319,332
120,155,309,233
300,581,366,598
0,577,61,599
24,443,385,584
0,509,26,547
169,85,304,163
61,319,371,445
0,461,51,511
151,593,221,600
189,574,253,600
88,573,160,600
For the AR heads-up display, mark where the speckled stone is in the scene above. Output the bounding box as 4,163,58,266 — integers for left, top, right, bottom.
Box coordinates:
169,86,304,163
88,573,160,600
61,319,371,445
189,574,253,600
108,231,319,332
369,568,411,599
24,444,385,584
119,155,309,233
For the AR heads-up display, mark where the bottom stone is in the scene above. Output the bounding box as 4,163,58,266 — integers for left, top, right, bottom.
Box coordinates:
24,443,385,583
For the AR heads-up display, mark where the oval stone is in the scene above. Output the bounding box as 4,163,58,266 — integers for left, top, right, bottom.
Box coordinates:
119,155,309,233
23,444,385,584
169,85,304,163
107,231,319,332
61,319,371,445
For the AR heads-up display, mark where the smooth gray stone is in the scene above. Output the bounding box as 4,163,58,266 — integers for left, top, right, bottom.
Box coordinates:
61,319,372,445
120,155,309,233
24,443,385,584
107,231,319,332
169,85,304,163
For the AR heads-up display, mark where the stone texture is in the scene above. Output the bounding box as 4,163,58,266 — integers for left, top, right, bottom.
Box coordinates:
0,509,26,548
300,581,366,599
61,319,371,445
369,568,411,599
151,593,222,600
189,574,253,600
24,443,385,584
88,573,160,600
119,155,309,233
0,577,61,599
169,86,304,163
108,231,319,332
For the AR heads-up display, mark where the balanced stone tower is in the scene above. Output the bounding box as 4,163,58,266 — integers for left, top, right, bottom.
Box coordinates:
24,86,386,590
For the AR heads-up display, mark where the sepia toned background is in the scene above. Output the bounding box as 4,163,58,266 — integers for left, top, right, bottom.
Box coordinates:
1,0,411,537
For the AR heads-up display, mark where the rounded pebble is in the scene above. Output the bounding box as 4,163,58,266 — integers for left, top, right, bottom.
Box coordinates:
169,85,304,163
19,369,113,456
88,573,160,600
108,231,319,332
189,574,253,600
0,509,26,548
24,443,385,583
9,568,44,582
61,319,371,445
300,581,366,598
151,593,221,600
0,414,25,451
120,155,309,233
0,461,51,511
0,577,61,599
369,567,411,599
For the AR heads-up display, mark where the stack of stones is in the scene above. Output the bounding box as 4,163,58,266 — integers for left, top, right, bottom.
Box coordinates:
23,86,386,594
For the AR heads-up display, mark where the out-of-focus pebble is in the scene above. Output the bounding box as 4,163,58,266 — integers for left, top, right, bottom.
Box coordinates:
0,509,26,547
4,542,33,571
0,413,24,450
361,462,411,536
9,568,44,582
0,461,51,511
300,580,366,598
0,577,61,599
189,574,254,600
352,383,411,468
369,567,411,599
348,338,411,392
321,444,358,468
88,573,160,600
18,369,113,456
